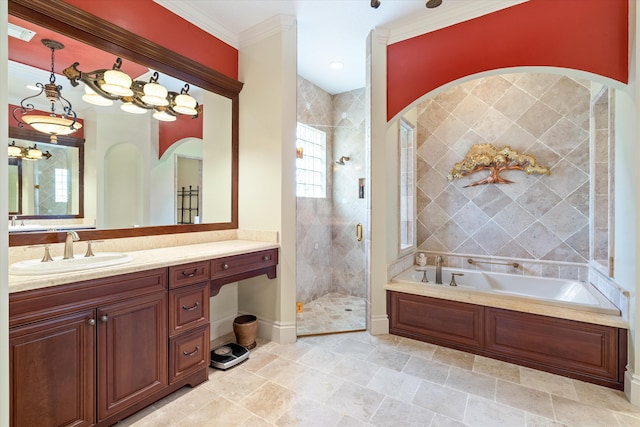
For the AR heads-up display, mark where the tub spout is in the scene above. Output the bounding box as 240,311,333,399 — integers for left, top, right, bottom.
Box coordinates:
435,256,443,284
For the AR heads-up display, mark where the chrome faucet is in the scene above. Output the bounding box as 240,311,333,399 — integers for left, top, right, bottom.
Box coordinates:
11,215,17,226
63,231,80,259
435,255,443,284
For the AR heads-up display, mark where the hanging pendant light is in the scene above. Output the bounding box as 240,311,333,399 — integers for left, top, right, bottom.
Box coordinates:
12,39,82,144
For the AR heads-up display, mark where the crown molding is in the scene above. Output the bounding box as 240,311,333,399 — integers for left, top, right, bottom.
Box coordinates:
153,0,239,48
388,0,529,45
238,15,296,49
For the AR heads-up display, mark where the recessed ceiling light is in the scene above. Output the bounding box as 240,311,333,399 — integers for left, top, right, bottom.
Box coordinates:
329,61,344,70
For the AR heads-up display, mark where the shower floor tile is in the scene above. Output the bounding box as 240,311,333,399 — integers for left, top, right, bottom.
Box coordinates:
296,292,366,336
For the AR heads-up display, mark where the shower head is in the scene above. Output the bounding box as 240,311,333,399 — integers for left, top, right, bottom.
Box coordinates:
335,156,350,165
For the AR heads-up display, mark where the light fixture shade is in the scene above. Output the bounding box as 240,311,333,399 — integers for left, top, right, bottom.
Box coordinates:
141,82,169,106
120,102,148,114
173,93,198,115
26,147,43,160
82,85,114,106
8,144,22,157
101,69,133,96
22,115,83,136
153,110,176,122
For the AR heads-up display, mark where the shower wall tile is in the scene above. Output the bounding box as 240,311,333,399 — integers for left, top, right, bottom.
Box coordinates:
296,76,366,303
416,73,595,265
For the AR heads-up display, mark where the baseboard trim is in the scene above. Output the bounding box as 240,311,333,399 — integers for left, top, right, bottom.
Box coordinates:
369,313,389,336
210,313,236,341
625,367,640,407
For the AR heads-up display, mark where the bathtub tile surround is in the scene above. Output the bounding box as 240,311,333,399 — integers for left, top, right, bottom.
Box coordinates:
117,332,640,426
417,73,593,264
296,76,367,307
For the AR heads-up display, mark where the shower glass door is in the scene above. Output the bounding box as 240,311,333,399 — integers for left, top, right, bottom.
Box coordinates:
295,82,367,336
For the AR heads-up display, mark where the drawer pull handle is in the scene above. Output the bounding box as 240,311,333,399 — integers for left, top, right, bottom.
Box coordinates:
222,263,229,270
181,268,199,278
262,255,271,261
183,346,200,357
182,302,200,311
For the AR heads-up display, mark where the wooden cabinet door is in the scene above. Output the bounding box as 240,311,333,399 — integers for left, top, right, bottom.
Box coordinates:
388,292,484,350
97,292,168,421
10,310,96,427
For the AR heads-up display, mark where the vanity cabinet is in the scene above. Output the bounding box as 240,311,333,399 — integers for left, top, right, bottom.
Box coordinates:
387,291,627,390
9,247,279,426
210,248,278,295
168,264,211,385
10,309,96,427
9,269,168,427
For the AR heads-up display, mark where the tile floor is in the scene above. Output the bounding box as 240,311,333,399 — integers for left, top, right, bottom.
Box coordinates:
119,331,640,427
296,292,366,336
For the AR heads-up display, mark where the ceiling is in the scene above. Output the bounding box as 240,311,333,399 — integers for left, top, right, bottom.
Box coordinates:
154,0,528,94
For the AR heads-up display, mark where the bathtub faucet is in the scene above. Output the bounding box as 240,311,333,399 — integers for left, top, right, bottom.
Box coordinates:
435,256,443,284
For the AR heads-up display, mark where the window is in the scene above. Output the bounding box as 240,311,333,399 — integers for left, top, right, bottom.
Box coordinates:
55,168,69,203
296,123,327,198
399,119,415,252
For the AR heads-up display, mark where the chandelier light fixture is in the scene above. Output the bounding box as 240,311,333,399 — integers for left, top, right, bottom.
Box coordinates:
371,0,442,8
63,58,200,120
12,39,82,144
7,141,52,160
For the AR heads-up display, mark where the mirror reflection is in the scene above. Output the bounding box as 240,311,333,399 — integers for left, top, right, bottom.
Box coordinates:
8,137,81,218
7,15,233,234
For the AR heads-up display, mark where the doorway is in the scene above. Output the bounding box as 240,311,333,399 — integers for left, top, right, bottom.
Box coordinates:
295,77,367,336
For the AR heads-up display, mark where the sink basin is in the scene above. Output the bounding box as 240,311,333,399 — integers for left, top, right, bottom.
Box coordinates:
9,252,133,276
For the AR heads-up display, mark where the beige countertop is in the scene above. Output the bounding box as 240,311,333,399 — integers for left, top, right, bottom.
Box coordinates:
385,282,628,329
9,240,279,294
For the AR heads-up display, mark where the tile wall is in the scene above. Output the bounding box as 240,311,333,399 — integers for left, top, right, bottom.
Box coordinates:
296,77,366,304
416,73,599,271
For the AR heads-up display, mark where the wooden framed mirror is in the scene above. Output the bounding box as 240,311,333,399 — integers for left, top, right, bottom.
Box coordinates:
8,0,243,246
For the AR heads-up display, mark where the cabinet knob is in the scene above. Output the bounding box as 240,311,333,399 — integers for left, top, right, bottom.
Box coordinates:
100,315,108,323
183,346,200,357
222,263,229,270
87,318,96,326
262,255,271,261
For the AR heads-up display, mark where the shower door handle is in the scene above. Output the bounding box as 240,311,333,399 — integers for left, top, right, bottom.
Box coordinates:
355,223,363,242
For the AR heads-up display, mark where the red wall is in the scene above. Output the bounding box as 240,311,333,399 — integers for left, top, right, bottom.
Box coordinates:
158,106,204,159
62,0,238,80
387,0,629,121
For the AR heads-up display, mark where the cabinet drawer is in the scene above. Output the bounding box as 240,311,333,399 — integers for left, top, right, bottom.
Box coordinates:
170,325,210,384
211,249,277,280
169,282,210,337
169,261,210,289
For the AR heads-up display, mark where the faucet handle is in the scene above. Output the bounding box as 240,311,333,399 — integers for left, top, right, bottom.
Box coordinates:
84,240,104,257
28,244,54,262
449,273,464,287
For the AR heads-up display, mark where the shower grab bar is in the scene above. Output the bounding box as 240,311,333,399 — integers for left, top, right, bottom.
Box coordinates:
467,258,519,269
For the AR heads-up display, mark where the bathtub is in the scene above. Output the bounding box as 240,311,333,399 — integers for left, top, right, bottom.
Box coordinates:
391,266,620,316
